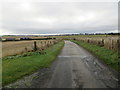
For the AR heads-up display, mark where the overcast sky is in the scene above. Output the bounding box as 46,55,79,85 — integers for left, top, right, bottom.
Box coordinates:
0,0,119,35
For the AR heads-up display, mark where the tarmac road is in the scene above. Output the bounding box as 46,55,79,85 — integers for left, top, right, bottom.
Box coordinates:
5,40,119,88
46,41,119,88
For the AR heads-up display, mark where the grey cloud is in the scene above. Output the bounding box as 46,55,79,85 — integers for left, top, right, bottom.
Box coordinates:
1,1,118,34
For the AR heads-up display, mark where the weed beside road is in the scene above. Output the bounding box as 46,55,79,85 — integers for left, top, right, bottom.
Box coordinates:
71,40,120,73
2,41,64,86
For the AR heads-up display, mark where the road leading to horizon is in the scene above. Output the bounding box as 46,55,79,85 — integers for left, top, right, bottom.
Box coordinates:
5,41,119,88
46,41,118,88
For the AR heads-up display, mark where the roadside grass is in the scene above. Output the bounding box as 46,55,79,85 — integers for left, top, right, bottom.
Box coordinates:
71,40,120,73
2,41,64,86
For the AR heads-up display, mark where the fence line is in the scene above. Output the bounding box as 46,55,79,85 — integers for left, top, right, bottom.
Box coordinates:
2,40,59,58
71,37,119,52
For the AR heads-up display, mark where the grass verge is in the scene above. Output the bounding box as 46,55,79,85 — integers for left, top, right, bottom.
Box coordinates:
2,41,64,86
71,40,120,73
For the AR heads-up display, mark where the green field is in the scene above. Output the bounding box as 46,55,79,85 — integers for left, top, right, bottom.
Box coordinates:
2,41,64,86
71,40,120,73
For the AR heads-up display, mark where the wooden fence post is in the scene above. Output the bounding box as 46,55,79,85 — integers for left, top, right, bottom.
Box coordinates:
34,41,37,51
118,39,120,58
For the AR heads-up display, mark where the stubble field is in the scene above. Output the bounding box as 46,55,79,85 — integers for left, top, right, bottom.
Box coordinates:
2,40,57,58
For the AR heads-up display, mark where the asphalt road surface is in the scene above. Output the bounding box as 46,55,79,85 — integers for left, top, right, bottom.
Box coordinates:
46,41,119,88
5,41,119,88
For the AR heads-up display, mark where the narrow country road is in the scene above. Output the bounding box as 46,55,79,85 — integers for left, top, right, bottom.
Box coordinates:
45,41,118,88
5,41,119,88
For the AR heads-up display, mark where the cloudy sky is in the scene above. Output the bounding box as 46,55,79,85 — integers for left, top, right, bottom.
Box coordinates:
0,0,119,35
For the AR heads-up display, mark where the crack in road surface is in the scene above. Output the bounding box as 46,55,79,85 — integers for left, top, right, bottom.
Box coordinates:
5,41,119,88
